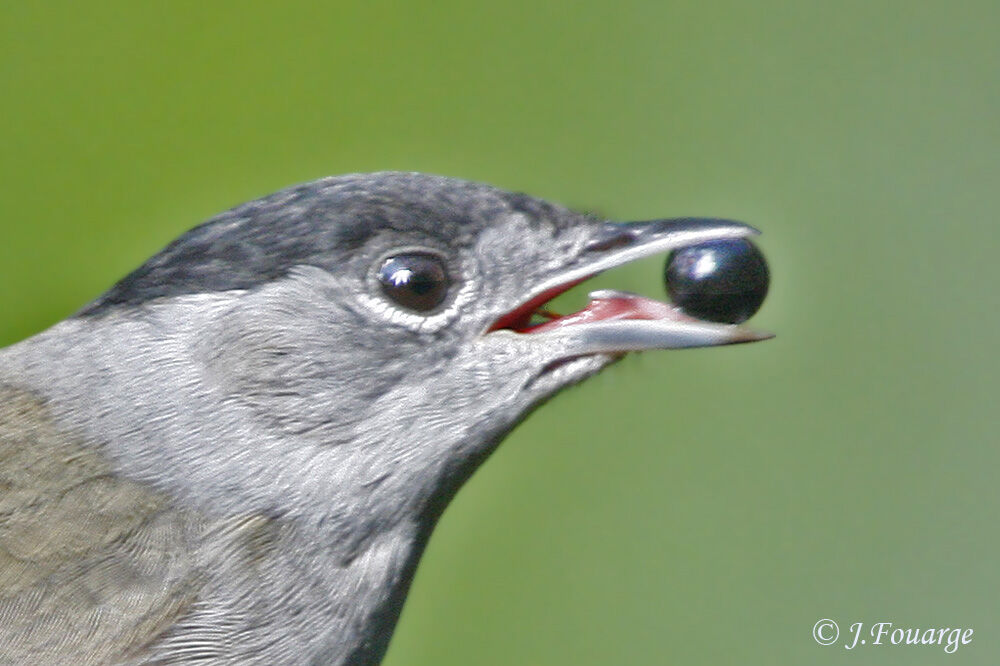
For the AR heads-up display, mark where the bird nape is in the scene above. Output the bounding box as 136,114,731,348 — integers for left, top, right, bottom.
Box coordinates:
0,172,771,665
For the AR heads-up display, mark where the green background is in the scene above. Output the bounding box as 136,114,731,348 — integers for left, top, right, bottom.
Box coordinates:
2,2,997,664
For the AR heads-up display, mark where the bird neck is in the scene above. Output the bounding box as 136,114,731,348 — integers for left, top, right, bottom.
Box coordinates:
0,309,475,664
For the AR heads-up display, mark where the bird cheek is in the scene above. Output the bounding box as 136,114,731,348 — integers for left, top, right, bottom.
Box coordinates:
467,335,556,389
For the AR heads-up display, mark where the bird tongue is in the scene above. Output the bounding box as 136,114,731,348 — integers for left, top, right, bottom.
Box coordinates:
526,290,690,334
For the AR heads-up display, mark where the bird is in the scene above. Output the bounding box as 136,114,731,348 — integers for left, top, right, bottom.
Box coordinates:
0,172,770,665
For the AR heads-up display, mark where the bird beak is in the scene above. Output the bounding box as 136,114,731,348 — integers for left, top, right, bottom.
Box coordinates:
487,218,774,353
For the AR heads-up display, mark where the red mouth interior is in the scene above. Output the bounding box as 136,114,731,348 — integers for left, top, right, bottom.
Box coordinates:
488,278,676,334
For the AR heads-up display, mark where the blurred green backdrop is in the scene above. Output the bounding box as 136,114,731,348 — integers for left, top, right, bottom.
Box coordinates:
2,2,998,664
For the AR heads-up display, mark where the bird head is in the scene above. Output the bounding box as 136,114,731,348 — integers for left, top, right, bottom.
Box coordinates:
16,172,769,550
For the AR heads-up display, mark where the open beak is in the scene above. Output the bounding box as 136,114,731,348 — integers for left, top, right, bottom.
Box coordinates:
488,218,774,353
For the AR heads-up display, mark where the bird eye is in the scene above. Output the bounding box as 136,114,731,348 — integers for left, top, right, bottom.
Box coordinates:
377,253,450,312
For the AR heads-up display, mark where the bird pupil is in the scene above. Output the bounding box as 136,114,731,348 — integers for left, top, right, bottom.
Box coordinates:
377,254,449,312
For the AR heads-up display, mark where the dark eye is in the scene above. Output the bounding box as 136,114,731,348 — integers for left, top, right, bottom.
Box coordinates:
377,253,450,312
664,238,770,324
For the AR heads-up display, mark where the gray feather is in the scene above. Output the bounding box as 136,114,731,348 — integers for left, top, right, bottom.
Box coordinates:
0,172,743,664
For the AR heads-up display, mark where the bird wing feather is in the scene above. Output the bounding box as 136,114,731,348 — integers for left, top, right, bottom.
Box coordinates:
0,386,202,665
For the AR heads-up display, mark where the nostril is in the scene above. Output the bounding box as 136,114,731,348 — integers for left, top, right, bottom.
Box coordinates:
584,227,635,253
